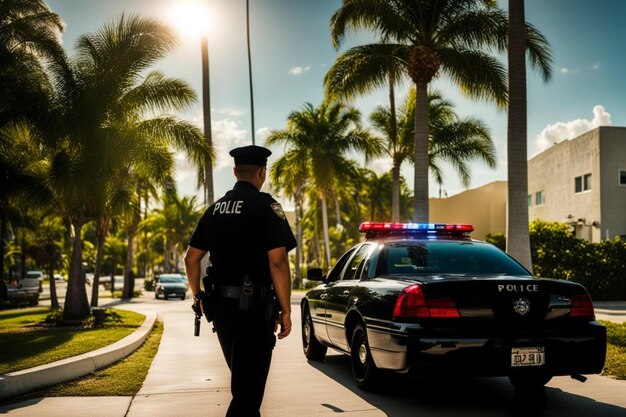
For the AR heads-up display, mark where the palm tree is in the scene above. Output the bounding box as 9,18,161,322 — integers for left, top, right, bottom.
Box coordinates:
45,15,212,319
266,101,379,268
142,190,202,273
329,0,551,222
507,0,534,271
0,0,65,128
325,40,406,221
269,152,308,287
369,88,496,216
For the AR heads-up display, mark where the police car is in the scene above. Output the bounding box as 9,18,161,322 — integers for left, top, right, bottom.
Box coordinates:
301,222,606,391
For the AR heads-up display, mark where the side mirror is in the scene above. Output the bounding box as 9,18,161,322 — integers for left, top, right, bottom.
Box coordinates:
307,268,324,281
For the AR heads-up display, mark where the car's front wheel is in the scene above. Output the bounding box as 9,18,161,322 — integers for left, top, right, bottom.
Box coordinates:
351,323,380,391
301,303,327,360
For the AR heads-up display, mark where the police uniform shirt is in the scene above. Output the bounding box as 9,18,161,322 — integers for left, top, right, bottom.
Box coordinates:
189,181,297,287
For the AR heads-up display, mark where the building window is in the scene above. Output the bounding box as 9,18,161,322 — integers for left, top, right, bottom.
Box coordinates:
620,170,626,186
528,194,532,206
535,190,545,205
575,173,592,193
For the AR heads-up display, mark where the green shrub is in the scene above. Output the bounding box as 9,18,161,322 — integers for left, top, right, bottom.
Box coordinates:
485,233,506,251
485,220,626,300
144,278,155,291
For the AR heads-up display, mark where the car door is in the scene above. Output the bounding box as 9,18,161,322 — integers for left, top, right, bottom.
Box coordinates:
325,244,372,351
309,248,355,345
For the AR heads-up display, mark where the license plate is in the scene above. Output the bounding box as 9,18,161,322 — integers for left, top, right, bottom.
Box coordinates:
511,347,545,367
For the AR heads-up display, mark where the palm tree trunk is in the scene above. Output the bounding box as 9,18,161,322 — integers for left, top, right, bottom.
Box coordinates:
91,233,106,307
506,0,533,272
0,211,6,281
321,196,331,268
201,36,214,205
392,161,401,222
389,76,401,223
294,197,303,288
123,231,136,299
48,255,59,309
413,82,430,222
64,220,90,321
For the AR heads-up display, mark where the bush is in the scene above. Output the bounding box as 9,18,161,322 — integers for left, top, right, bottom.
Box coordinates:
485,220,626,300
144,278,155,291
485,233,506,251
529,219,626,300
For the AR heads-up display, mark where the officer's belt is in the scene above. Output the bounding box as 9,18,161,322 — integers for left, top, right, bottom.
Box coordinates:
217,285,266,299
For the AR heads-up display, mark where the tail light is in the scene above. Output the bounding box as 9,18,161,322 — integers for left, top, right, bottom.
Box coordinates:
570,294,595,319
393,284,460,319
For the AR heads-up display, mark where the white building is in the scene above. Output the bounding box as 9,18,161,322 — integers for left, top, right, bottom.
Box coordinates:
527,126,626,242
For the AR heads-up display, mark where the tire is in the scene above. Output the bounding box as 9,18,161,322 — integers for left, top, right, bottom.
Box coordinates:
301,303,327,360
351,323,380,391
509,373,552,391
181,293,186,300
164,294,168,300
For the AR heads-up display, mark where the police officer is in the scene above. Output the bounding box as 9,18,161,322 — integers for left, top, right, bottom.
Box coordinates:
184,145,296,417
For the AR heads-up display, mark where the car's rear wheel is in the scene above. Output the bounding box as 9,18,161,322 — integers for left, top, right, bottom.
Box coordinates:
164,294,168,300
509,373,552,391
351,323,380,391
301,303,327,360
181,293,186,300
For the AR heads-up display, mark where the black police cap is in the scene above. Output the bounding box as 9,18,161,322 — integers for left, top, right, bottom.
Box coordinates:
229,145,272,166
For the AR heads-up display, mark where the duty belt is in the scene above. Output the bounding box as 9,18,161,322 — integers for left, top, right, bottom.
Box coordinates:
217,285,267,299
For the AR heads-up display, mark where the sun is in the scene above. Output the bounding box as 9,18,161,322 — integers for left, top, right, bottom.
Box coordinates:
168,1,215,38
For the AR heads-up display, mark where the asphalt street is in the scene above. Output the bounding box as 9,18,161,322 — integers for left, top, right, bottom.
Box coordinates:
2,286,626,416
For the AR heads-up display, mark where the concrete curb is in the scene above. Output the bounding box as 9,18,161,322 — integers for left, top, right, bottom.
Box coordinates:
0,311,157,400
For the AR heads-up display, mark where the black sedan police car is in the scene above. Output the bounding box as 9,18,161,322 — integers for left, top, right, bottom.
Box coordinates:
301,222,606,391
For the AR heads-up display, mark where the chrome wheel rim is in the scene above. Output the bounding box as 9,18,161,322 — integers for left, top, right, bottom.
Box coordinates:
358,342,367,365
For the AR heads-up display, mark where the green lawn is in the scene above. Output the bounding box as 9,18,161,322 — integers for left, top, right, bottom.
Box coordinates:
601,320,626,380
0,307,144,374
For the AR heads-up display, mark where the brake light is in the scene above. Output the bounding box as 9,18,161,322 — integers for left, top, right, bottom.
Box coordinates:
393,284,460,319
570,294,595,318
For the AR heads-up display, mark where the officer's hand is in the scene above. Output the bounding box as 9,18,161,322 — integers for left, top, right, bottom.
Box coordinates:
276,311,292,339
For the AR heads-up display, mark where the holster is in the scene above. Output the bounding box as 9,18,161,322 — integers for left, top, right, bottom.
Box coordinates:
201,268,216,323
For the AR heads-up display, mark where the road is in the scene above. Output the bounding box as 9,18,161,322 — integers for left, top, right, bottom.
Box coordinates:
28,283,626,417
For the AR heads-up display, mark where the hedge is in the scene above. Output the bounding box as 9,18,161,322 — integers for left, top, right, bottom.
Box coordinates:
486,220,626,301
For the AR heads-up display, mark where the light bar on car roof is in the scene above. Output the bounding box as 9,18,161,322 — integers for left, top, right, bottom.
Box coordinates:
359,222,474,237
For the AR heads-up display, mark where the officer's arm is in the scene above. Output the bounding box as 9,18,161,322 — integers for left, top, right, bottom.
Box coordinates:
268,246,292,338
184,246,208,298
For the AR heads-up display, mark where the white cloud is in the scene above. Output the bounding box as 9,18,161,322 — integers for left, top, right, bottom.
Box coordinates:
256,127,271,142
212,119,249,169
289,65,311,75
534,105,612,153
592,62,601,70
218,107,246,117
559,67,569,74
370,157,393,175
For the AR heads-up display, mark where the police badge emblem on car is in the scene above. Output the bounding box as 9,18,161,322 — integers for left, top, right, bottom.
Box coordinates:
513,297,531,316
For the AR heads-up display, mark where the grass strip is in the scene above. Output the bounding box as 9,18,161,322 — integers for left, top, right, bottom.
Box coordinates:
601,320,626,380
0,308,144,374
38,320,163,396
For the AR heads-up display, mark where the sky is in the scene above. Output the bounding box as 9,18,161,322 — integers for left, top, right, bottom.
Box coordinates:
45,0,626,208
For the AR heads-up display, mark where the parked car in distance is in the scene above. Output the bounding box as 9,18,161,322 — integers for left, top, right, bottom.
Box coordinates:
155,273,188,300
26,270,44,292
5,277,40,306
301,222,606,392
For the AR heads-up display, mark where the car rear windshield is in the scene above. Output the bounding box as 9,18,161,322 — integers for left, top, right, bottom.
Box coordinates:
384,241,529,276
159,276,185,283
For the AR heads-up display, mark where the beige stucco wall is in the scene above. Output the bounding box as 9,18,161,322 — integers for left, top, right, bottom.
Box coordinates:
528,126,626,242
599,127,626,239
429,181,507,240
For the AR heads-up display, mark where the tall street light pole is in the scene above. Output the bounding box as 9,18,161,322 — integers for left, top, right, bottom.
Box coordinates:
201,35,214,205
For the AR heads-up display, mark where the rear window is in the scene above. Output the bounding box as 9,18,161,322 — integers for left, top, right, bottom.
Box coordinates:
384,241,529,276
159,275,185,283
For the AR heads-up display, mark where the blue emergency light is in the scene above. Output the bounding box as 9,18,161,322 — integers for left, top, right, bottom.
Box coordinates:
359,222,474,238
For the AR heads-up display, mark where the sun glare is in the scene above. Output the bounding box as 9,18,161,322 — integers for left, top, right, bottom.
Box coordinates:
168,1,214,37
